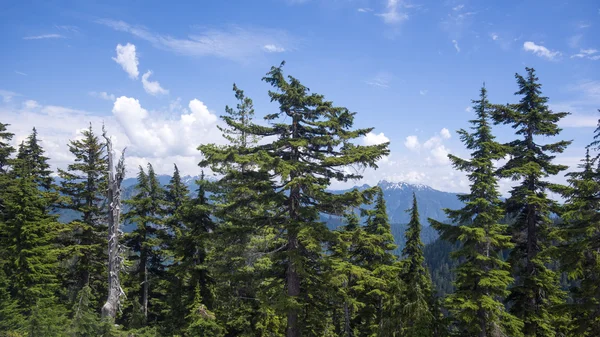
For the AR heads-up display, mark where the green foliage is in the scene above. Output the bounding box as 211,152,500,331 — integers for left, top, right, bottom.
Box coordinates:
492,68,571,337
432,86,523,337
57,123,108,306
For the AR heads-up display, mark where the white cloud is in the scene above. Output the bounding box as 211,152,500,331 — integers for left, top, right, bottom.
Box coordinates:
89,91,116,101
559,114,599,128
98,19,295,62
23,100,40,110
568,34,583,49
571,48,600,60
263,44,286,53
404,135,420,151
452,39,460,52
0,90,19,103
366,72,392,88
15,71,27,76
141,71,169,96
23,34,65,40
452,4,464,11
357,8,373,12
363,132,390,145
490,33,499,41
429,144,450,165
112,43,139,79
523,41,561,60
465,106,473,113
419,89,428,95
440,128,451,139
377,0,409,24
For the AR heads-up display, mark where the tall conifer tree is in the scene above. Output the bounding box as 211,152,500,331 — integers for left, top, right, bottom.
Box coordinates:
58,123,108,304
492,68,571,337
401,193,433,336
431,86,523,337
200,62,389,337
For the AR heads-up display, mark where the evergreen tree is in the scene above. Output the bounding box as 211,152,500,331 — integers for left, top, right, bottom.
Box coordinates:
431,86,523,337
556,120,600,335
57,123,108,305
400,193,433,336
185,283,223,337
0,122,15,174
492,68,571,337
200,62,389,337
15,127,53,190
0,151,63,331
123,164,165,327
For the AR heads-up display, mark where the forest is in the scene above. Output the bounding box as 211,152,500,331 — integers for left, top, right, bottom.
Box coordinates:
0,63,599,337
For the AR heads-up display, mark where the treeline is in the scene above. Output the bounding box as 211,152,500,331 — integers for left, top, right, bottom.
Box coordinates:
0,63,598,337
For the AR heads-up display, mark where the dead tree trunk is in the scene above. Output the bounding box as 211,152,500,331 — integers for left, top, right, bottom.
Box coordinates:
101,128,126,319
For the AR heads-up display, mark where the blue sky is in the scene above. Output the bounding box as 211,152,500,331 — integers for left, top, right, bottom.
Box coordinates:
0,0,599,193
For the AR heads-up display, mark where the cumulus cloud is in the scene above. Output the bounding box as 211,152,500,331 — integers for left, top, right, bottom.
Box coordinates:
363,132,390,145
113,43,139,79
440,128,451,139
404,135,420,151
141,71,169,96
523,41,561,60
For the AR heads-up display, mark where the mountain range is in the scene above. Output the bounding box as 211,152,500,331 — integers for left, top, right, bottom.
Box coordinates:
56,176,463,251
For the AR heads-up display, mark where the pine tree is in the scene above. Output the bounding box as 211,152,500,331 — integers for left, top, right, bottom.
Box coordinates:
200,62,389,337
492,68,571,337
400,193,434,336
57,123,108,305
123,164,165,326
431,86,523,337
556,120,600,335
185,283,223,337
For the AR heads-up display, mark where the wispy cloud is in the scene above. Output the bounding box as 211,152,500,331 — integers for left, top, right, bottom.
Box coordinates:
419,89,428,95
14,71,27,76
366,72,392,88
560,113,599,128
571,48,600,60
23,34,65,40
377,0,409,24
141,71,169,96
54,25,80,33
97,19,295,62
89,91,116,102
263,44,285,53
523,41,561,60
0,90,19,103
358,8,373,13
490,33,499,41
452,39,460,52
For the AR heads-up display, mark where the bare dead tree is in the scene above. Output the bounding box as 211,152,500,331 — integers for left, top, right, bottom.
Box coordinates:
101,127,126,319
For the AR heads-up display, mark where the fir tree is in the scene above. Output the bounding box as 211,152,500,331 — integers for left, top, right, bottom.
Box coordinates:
57,123,108,305
492,68,571,337
431,86,523,337
556,121,600,335
15,127,53,190
123,164,165,326
400,193,433,336
200,62,389,337
0,122,15,174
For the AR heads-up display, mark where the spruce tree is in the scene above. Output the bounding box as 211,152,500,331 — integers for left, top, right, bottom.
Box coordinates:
556,120,600,335
431,86,523,337
492,68,571,337
16,127,53,190
0,122,15,174
123,164,165,326
58,123,108,305
200,62,389,337
400,193,433,336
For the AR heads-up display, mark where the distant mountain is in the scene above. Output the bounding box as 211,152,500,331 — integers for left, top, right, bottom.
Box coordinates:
55,176,463,250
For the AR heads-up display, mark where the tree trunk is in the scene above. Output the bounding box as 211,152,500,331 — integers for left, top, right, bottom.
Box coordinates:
286,227,300,337
101,129,126,319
